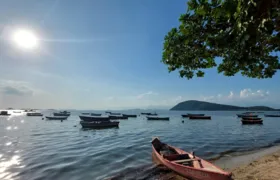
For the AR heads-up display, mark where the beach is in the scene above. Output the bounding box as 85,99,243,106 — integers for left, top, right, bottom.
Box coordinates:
231,149,280,180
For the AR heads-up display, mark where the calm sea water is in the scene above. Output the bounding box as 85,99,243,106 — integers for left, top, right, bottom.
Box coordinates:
1,110,280,180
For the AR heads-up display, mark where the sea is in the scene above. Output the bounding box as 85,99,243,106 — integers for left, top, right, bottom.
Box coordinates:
1,110,280,180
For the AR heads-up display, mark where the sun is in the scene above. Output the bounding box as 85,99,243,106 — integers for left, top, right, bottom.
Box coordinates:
13,29,38,50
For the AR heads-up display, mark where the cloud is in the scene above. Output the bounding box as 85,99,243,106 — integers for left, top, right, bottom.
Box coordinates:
0,80,35,96
228,91,234,99
240,89,269,99
136,91,158,99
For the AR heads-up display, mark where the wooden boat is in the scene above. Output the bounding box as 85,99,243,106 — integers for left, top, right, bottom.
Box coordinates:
109,115,128,120
26,112,43,116
122,114,137,118
91,113,102,116
236,114,258,118
151,138,232,180
149,113,158,116
53,112,70,116
264,114,280,117
79,115,110,122
242,117,262,120
182,114,205,118
0,111,11,116
80,121,119,128
45,116,68,120
110,112,121,115
241,119,263,124
147,116,169,120
82,113,90,115
141,112,151,115
189,116,211,120
141,112,157,115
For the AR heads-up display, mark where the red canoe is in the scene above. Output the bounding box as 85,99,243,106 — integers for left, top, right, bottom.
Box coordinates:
151,138,232,180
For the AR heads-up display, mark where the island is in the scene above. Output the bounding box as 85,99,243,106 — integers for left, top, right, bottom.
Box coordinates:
170,100,279,111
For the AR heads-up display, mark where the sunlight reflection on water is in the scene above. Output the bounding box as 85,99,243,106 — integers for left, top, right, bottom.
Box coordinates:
0,155,21,180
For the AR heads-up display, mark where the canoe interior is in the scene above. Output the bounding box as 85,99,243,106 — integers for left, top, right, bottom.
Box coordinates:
151,138,231,180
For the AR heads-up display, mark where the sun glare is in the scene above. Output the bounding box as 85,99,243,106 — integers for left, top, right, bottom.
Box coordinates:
13,29,38,50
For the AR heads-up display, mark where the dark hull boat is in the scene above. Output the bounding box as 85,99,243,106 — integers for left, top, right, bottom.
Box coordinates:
151,138,232,180
147,116,169,120
91,113,102,116
110,112,121,115
53,112,70,116
264,114,280,117
105,111,111,114
141,113,151,115
0,111,11,116
241,119,263,124
27,112,43,116
189,116,211,120
80,121,119,128
79,116,110,122
109,115,128,120
82,113,90,115
45,116,68,120
122,114,137,118
182,114,205,118
237,114,258,118
242,117,262,120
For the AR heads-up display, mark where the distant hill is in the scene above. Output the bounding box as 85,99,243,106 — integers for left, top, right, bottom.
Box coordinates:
170,100,278,111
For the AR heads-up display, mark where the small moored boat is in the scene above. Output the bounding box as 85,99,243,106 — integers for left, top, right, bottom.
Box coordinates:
91,113,102,116
241,119,263,124
151,137,232,180
242,117,262,120
237,114,258,118
27,112,43,116
79,116,110,122
0,111,11,116
53,112,70,116
189,116,211,120
122,114,137,118
147,116,169,120
45,116,68,120
13,111,22,113
264,114,280,117
80,121,119,128
182,114,205,118
82,113,90,115
110,112,121,115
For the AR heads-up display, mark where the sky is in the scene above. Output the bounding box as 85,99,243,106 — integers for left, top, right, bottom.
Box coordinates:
0,0,280,110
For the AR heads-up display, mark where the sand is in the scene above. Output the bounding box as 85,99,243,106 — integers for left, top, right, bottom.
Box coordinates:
231,150,280,180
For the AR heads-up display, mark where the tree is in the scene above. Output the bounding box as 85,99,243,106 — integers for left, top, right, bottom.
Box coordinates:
162,0,280,79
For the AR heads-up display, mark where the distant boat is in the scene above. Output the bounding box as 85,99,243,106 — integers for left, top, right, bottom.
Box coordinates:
79,116,110,122
147,116,169,120
264,114,280,117
110,112,121,115
241,119,263,124
13,111,22,113
0,111,11,116
80,121,119,128
151,137,232,180
242,117,262,120
82,113,90,115
27,112,43,116
149,113,158,116
122,114,137,118
91,113,102,116
182,114,205,118
105,111,111,114
141,113,151,115
189,116,211,120
109,115,128,120
45,116,68,120
53,112,70,116
236,114,258,118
